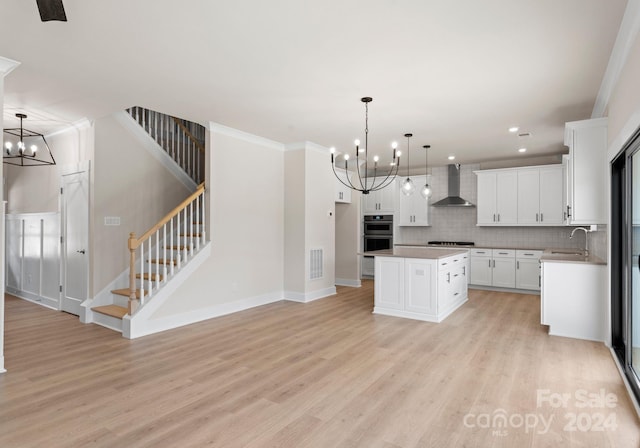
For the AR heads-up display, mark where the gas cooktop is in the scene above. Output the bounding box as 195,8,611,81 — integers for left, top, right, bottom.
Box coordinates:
427,241,475,247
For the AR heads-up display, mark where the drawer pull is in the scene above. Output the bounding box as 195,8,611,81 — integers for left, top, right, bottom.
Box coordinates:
524,253,534,256
498,252,508,255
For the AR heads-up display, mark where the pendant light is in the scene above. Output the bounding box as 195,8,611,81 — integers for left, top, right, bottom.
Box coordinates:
420,145,432,199
3,113,56,167
329,97,400,194
401,133,415,196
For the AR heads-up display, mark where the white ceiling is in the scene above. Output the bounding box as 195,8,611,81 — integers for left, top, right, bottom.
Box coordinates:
0,0,628,168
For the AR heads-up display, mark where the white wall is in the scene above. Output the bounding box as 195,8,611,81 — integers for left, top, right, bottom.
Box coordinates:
335,196,361,286
284,150,305,293
303,146,336,295
92,114,191,295
5,213,60,308
150,126,285,318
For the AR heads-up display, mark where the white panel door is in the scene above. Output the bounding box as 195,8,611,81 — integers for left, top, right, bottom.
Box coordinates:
517,169,540,224
539,166,564,225
405,259,435,314
496,171,518,224
492,258,516,288
476,173,497,224
61,171,89,315
374,257,404,310
469,255,492,286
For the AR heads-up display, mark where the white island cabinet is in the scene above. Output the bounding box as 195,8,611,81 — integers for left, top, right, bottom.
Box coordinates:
370,247,468,323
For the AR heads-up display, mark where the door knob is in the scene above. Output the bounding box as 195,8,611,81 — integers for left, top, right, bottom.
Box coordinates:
77,249,85,254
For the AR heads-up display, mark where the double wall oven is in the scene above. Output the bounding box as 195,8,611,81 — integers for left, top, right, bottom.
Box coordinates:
362,215,393,276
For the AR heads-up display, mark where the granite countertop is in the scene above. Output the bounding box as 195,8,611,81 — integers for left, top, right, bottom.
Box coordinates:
395,243,547,251
363,247,469,259
539,249,606,265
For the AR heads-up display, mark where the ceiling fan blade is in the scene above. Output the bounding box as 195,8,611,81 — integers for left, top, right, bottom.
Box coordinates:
36,0,67,22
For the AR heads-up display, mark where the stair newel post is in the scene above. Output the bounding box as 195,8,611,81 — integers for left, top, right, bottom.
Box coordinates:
128,233,139,315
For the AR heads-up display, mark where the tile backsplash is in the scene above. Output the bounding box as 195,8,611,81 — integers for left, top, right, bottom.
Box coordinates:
395,164,608,261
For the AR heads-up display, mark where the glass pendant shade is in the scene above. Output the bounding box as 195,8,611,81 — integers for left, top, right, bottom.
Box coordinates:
420,183,432,199
402,177,415,196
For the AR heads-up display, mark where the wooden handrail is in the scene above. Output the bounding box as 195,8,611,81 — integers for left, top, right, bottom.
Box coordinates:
129,182,205,251
172,117,205,154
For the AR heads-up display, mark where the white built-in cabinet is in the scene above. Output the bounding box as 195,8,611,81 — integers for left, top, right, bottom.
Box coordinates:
334,168,352,203
397,175,431,226
476,170,518,225
470,248,541,291
469,249,515,288
476,164,563,226
362,177,396,214
515,250,542,291
563,118,608,225
374,253,468,322
516,166,564,225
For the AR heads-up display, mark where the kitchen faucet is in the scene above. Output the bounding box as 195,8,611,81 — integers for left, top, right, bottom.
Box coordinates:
570,227,590,255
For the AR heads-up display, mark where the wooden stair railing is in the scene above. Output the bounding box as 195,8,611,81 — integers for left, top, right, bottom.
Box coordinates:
126,106,205,184
127,182,206,315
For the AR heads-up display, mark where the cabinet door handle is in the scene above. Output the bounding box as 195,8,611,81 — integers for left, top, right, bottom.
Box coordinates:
498,214,501,222
463,266,466,275
493,213,496,222
563,211,567,221
517,261,520,269
536,213,539,222
493,260,496,268
541,213,544,222
488,260,491,268
447,272,451,283
567,205,571,218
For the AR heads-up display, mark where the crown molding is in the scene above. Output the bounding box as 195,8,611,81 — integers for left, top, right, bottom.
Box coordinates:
208,121,285,151
0,56,20,76
592,0,640,118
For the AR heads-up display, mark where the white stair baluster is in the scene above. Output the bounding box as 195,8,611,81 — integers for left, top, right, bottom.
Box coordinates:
170,217,175,276
195,195,200,251
140,241,144,304
155,229,160,291
176,211,181,270
147,237,152,298
201,189,206,243
163,223,167,283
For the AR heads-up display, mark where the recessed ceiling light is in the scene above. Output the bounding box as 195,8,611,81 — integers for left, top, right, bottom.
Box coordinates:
509,126,519,133
448,155,455,160
518,148,527,153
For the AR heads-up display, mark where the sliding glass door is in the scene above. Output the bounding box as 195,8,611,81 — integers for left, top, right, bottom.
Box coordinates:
612,128,640,401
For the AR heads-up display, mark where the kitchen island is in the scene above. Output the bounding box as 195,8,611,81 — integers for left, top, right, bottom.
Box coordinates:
364,247,469,323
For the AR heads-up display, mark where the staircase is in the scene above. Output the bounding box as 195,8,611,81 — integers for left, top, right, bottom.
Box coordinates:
85,107,209,335
126,106,205,185
90,183,206,333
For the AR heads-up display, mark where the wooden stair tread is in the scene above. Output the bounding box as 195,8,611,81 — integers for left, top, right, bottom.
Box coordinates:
92,305,128,319
166,245,188,250
179,232,202,237
112,288,148,298
136,273,164,281
148,259,178,265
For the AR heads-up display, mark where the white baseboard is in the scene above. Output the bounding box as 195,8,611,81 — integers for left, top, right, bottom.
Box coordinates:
469,285,540,295
126,289,283,339
5,286,59,310
284,286,337,303
0,355,5,374
335,278,362,288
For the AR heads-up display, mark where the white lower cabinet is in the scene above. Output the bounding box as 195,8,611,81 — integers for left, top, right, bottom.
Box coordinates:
515,250,543,291
374,253,468,322
470,248,542,291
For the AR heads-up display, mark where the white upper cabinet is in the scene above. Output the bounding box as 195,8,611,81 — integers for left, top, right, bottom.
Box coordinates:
477,164,563,227
334,168,352,203
476,170,517,225
517,166,563,225
362,177,396,214
564,118,608,225
398,175,431,226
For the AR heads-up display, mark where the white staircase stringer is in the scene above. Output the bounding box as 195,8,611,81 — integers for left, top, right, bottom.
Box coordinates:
114,111,198,192
123,242,212,339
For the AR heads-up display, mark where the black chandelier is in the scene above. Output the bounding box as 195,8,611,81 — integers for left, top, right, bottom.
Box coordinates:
330,97,400,194
3,113,56,167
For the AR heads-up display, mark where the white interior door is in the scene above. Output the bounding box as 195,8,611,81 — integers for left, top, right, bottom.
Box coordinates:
61,170,89,315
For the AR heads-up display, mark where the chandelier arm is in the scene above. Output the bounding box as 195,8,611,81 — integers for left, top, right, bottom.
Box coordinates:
371,161,400,191
331,160,356,190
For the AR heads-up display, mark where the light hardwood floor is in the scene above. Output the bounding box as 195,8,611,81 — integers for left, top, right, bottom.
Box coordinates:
1,282,638,447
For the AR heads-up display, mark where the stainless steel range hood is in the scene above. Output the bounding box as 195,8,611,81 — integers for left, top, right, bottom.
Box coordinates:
431,164,475,207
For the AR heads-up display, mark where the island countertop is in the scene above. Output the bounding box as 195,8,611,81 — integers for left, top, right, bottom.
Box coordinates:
363,247,469,259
